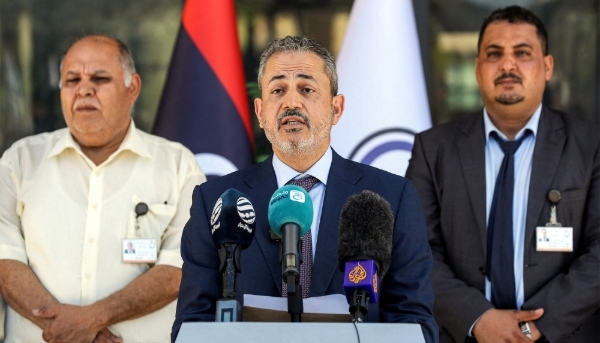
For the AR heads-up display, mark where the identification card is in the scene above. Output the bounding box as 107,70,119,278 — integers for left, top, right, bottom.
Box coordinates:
536,227,573,252
123,239,158,263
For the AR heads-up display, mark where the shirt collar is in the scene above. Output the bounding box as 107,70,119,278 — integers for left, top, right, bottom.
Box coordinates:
47,119,152,160
272,147,332,188
483,104,541,142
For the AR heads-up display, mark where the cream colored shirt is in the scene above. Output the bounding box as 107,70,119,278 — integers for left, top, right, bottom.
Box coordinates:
0,121,205,343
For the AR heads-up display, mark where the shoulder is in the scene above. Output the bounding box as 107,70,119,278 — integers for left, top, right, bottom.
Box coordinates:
417,112,481,143
135,129,203,175
194,160,267,197
136,129,196,159
0,129,68,168
332,152,414,197
545,108,600,142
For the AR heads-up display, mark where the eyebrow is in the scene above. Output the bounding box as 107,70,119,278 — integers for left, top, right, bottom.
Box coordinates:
267,73,316,85
64,69,110,76
485,43,533,50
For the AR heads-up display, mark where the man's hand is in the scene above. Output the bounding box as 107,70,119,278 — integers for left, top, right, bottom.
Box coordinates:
94,328,123,343
473,308,544,343
528,320,543,341
33,304,120,343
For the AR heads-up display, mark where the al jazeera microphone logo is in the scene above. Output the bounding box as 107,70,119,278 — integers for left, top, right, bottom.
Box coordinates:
373,273,378,293
348,262,367,284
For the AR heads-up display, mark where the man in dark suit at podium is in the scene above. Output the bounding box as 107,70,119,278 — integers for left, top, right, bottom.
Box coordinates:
172,36,438,343
407,6,599,343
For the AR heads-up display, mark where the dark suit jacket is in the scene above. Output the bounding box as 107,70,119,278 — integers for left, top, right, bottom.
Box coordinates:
406,107,600,343
172,150,438,343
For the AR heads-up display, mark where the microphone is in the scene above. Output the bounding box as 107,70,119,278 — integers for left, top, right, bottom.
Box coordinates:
337,190,394,322
268,185,313,321
210,188,256,322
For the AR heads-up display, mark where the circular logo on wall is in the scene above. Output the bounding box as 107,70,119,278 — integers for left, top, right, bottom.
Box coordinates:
195,153,238,179
348,128,416,176
237,197,256,224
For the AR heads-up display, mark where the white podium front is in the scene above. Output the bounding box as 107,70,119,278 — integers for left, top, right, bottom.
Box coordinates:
175,322,425,343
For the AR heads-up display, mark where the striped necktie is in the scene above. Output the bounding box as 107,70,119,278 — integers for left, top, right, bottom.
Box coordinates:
282,175,320,298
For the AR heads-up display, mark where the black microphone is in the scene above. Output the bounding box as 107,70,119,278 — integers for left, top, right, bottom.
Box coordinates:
337,190,394,322
210,188,256,322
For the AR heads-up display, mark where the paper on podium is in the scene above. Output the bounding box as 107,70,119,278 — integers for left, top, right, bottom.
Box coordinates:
243,294,352,322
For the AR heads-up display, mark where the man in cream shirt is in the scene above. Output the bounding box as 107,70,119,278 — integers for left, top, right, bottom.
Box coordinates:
0,35,205,342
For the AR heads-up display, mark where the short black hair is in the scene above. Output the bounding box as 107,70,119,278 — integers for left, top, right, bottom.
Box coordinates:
478,6,549,55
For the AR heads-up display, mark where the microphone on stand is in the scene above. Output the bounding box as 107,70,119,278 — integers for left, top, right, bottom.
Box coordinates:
337,190,394,322
210,188,256,322
268,185,313,322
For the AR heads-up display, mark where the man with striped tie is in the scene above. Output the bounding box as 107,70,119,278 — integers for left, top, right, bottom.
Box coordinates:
173,36,438,343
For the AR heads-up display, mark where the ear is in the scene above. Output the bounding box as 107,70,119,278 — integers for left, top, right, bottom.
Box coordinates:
331,94,345,125
128,73,142,104
543,54,554,81
254,98,264,128
474,56,482,86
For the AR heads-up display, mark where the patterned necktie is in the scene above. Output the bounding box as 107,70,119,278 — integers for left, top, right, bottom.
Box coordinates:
487,130,531,309
282,175,320,299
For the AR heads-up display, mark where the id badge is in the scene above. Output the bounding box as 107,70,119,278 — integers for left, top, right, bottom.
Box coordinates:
536,227,573,252
123,239,158,263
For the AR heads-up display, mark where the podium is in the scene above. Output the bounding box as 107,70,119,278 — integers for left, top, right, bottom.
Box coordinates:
175,322,425,343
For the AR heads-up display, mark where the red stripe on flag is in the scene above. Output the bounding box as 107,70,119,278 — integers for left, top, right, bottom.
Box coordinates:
182,0,254,145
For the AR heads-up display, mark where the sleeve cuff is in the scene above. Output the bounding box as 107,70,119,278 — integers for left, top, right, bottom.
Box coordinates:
156,249,183,268
0,245,28,264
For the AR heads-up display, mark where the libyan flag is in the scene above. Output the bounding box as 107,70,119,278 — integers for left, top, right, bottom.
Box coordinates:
153,0,254,179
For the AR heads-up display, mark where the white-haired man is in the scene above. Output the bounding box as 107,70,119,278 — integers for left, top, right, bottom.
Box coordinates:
0,35,205,343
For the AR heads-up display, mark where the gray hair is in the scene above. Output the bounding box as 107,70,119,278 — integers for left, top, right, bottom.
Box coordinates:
59,34,136,88
257,36,338,96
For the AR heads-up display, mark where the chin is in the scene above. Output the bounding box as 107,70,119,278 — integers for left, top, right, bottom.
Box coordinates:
71,120,105,135
495,94,524,106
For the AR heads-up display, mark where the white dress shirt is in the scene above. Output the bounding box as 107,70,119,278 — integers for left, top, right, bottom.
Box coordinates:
272,147,333,260
0,121,205,343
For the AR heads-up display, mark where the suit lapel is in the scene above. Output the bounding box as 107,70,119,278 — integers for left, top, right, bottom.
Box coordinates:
525,107,566,247
456,113,488,252
312,151,363,296
243,156,283,293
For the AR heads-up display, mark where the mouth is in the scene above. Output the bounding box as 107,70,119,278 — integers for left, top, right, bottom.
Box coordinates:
74,104,99,112
494,73,523,86
280,116,306,129
277,109,311,130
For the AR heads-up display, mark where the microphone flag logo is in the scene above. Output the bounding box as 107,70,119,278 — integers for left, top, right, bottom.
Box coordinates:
210,198,223,226
289,190,305,203
342,260,379,303
236,197,255,224
373,273,378,293
349,262,367,284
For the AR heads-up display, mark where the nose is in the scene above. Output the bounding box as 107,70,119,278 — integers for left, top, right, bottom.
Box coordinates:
282,88,302,110
499,54,517,73
76,79,96,97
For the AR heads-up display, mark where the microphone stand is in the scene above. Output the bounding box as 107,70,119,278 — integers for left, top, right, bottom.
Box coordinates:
281,223,303,322
349,288,370,322
215,243,242,322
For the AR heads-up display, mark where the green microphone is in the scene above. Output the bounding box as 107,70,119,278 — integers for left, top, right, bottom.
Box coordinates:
268,185,313,297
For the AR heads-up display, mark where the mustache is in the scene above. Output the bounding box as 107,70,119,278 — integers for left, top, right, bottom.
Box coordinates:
494,72,522,85
277,109,311,129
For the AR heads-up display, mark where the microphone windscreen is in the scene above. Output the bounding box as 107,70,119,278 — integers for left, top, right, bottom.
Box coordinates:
337,190,394,277
268,185,313,237
210,188,256,249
